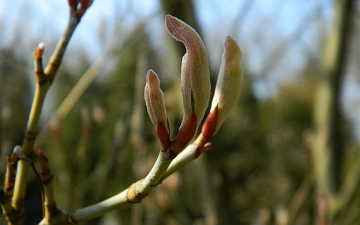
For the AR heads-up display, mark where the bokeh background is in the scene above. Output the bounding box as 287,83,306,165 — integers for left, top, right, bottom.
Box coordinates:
1,0,360,224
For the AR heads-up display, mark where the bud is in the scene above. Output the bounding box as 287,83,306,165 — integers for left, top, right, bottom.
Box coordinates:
10,146,21,163
144,70,170,148
165,15,211,136
210,36,242,135
38,149,49,162
33,43,45,60
12,145,22,157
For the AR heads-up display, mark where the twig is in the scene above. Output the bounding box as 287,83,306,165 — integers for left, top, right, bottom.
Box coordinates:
37,149,57,220
11,5,90,223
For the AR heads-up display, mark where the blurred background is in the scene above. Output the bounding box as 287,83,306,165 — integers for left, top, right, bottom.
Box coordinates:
1,0,360,224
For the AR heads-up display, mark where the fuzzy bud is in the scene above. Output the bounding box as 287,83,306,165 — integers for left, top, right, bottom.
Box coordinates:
165,15,211,137
144,70,170,148
210,36,242,135
12,145,22,157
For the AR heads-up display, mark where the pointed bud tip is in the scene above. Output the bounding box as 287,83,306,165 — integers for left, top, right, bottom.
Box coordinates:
165,14,177,28
39,42,45,50
165,14,182,41
13,145,21,157
165,14,198,46
224,36,242,60
146,69,159,84
34,43,45,59
165,14,173,21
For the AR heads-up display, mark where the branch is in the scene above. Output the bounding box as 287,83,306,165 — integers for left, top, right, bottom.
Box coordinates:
10,3,92,223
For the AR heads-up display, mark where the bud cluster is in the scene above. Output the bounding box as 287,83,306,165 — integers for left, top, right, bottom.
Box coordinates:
144,15,242,154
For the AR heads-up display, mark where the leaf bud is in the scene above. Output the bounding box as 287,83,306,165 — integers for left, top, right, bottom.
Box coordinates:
144,70,170,148
165,14,211,142
210,36,242,135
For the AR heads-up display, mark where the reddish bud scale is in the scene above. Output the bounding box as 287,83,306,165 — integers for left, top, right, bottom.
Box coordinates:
177,112,197,144
33,43,44,60
201,105,218,139
156,122,170,149
38,149,48,162
33,43,46,84
171,112,197,153
10,154,18,164
144,70,172,150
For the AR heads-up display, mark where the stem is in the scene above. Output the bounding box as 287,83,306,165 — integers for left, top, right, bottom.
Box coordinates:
67,189,129,223
44,11,80,79
138,148,175,195
162,134,211,181
162,143,198,181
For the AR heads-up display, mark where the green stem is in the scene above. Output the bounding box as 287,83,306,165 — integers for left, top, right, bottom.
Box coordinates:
162,143,198,181
66,189,129,224
45,11,80,79
138,148,174,195
22,85,50,155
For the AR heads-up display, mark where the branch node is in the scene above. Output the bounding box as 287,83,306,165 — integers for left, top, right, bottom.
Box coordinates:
67,210,80,224
126,179,148,204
